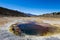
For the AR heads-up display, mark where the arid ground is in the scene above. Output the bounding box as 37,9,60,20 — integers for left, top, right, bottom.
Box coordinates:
0,17,60,27
0,17,60,40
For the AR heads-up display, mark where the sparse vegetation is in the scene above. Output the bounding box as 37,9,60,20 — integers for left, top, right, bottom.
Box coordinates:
39,12,60,18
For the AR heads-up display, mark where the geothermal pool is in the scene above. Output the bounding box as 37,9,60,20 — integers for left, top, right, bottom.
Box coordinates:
0,20,60,40
11,21,56,36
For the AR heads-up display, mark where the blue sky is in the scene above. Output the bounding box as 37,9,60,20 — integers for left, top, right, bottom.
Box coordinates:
0,0,60,15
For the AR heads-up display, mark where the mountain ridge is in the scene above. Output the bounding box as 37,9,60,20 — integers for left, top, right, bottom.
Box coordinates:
0,7,30,17
0,7,60,17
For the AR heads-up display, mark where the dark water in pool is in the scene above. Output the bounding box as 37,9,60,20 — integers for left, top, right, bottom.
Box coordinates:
17,22,49,35
17,22,37,35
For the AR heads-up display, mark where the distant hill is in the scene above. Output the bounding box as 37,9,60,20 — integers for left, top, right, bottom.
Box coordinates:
27,13,37,16
0,7,30,17
39,12,60,17
0,7,60,17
